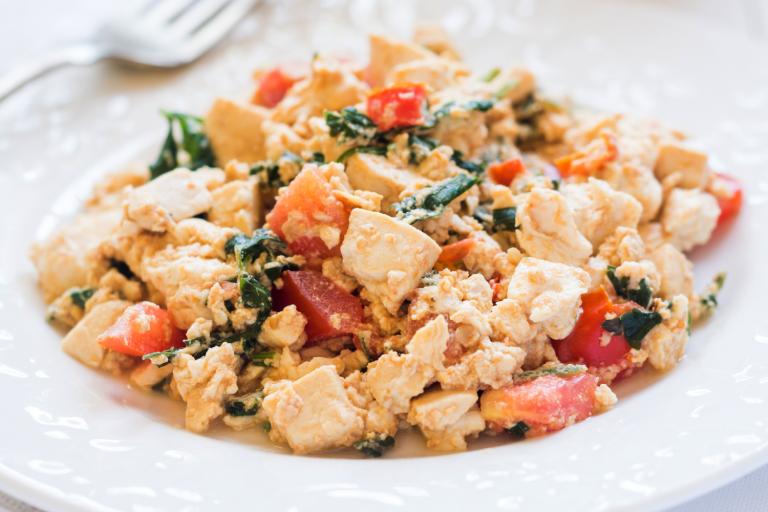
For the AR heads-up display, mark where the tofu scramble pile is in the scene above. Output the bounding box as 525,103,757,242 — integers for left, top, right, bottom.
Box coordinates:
31,30,743,456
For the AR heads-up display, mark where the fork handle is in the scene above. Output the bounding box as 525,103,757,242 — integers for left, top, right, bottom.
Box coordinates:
0,43,108,102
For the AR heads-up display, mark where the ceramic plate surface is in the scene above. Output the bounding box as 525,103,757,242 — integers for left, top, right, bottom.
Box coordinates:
1,1,768,511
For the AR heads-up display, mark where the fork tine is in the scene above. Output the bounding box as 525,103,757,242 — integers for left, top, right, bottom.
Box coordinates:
167,0,231,36
187,0,255,51
142,0,197,25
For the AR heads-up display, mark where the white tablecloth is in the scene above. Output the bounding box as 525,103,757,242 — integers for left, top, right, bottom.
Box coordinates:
0,1,766,510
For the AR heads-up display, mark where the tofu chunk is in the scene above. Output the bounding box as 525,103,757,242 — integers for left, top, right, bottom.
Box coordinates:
345,153,430,205
30,208,122,302
262,366,365,454
654,143,711,189
516,188,593,266
61,300,131,368
173,343,240,433
407,389,478,432
124,169,213,232
341,209,441,313
205,98,268,165
648,243,694,299
643,295,689,371
661,188,720,251
367,34,433,87
208,179,261,233
258,305,308,349
562,178,643,248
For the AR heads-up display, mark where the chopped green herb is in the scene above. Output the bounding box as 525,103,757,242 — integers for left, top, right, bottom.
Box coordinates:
354,433,395,458
492,207,518,232
238,273,271,310
309,152,326,163
606,266,653,309
225,229,287,269
602,308,662,349
225,390,264,417
325,107,377,142
464,99,494,112
69,288,95,309
451,150,486,174
699,272,726,314
394,174,480,224
506,421,530,438
262,421,272,433
481,67,500,83
408,134,439,165
149,111,215,179
336,145,387,163
515,364,587,382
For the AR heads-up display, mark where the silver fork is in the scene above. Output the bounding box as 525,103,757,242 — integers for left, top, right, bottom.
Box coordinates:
0,0,257,102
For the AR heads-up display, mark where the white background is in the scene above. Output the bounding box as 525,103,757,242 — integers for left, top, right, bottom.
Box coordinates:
0,1,766,510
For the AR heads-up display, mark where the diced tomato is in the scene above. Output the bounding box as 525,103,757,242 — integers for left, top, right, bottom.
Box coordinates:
488,158,525,186
709,172,743,224
366,84,427,131
438,238,476,264
266,166,350,260
272,270,363,344
552,288,632,368
251,66,303,108
98,302,185,357
481,373,599,434
555,133,618,177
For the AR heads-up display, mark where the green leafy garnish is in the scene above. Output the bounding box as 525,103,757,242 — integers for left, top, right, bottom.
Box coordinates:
481,67,500,83
606,266,653,309
451,150,485,175
515,364,587,382
492,207,518,232
149,111,215,179
336,145,388,163
506,421,530,438
494,80,519,100
69,288,95,309
225,391,264,417
602,308,662,349
408,134,439,165
354,433,395,458
700,272,726,313
325,107,377,142
394,174,480,224
225,229,287,270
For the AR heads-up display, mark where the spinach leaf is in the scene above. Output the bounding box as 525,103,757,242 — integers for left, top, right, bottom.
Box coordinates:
601,308,662,349
606,266,653,309
451,150,486,175
69,288,95,309
325,107,377,142
408,134,438,165
492,207,518,232
225,229,287,269
149,111,215,179
238,273,271,310
394,174,481,224
700,272,726,313
505,421,530,438
515,364,587,382
336,145,387,163
354,433,395,458
225,390,264,417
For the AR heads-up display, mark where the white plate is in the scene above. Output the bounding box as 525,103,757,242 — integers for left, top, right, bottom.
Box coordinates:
1,1,768,511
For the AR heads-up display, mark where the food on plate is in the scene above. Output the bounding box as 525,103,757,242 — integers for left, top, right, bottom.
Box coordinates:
30,29,739,456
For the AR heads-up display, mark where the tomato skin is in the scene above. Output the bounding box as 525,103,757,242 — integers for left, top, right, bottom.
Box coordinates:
488,158,525,186
366,84,427,131
709,172,743,224
552,288,631,368
438,238,476,264
481,373,599,434
265,166,350,260
272,270,363,344
251,66,302,108
98,302,185,357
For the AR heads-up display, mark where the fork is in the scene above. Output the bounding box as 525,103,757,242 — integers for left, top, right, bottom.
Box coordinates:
0,0,257,102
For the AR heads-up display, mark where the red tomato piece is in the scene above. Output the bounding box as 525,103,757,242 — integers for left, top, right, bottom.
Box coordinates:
266,166,350,260
366,84,427,131
481,373,599,434
438,238,476,264
98,302,185,357
272,270,363,344
709,172,743,224
251,66,303,108
555,133,618,177
552,288,631,368
488,158,525,186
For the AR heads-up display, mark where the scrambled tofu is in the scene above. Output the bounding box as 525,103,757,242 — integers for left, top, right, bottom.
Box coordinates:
32,30,734,456
341,209,441,314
